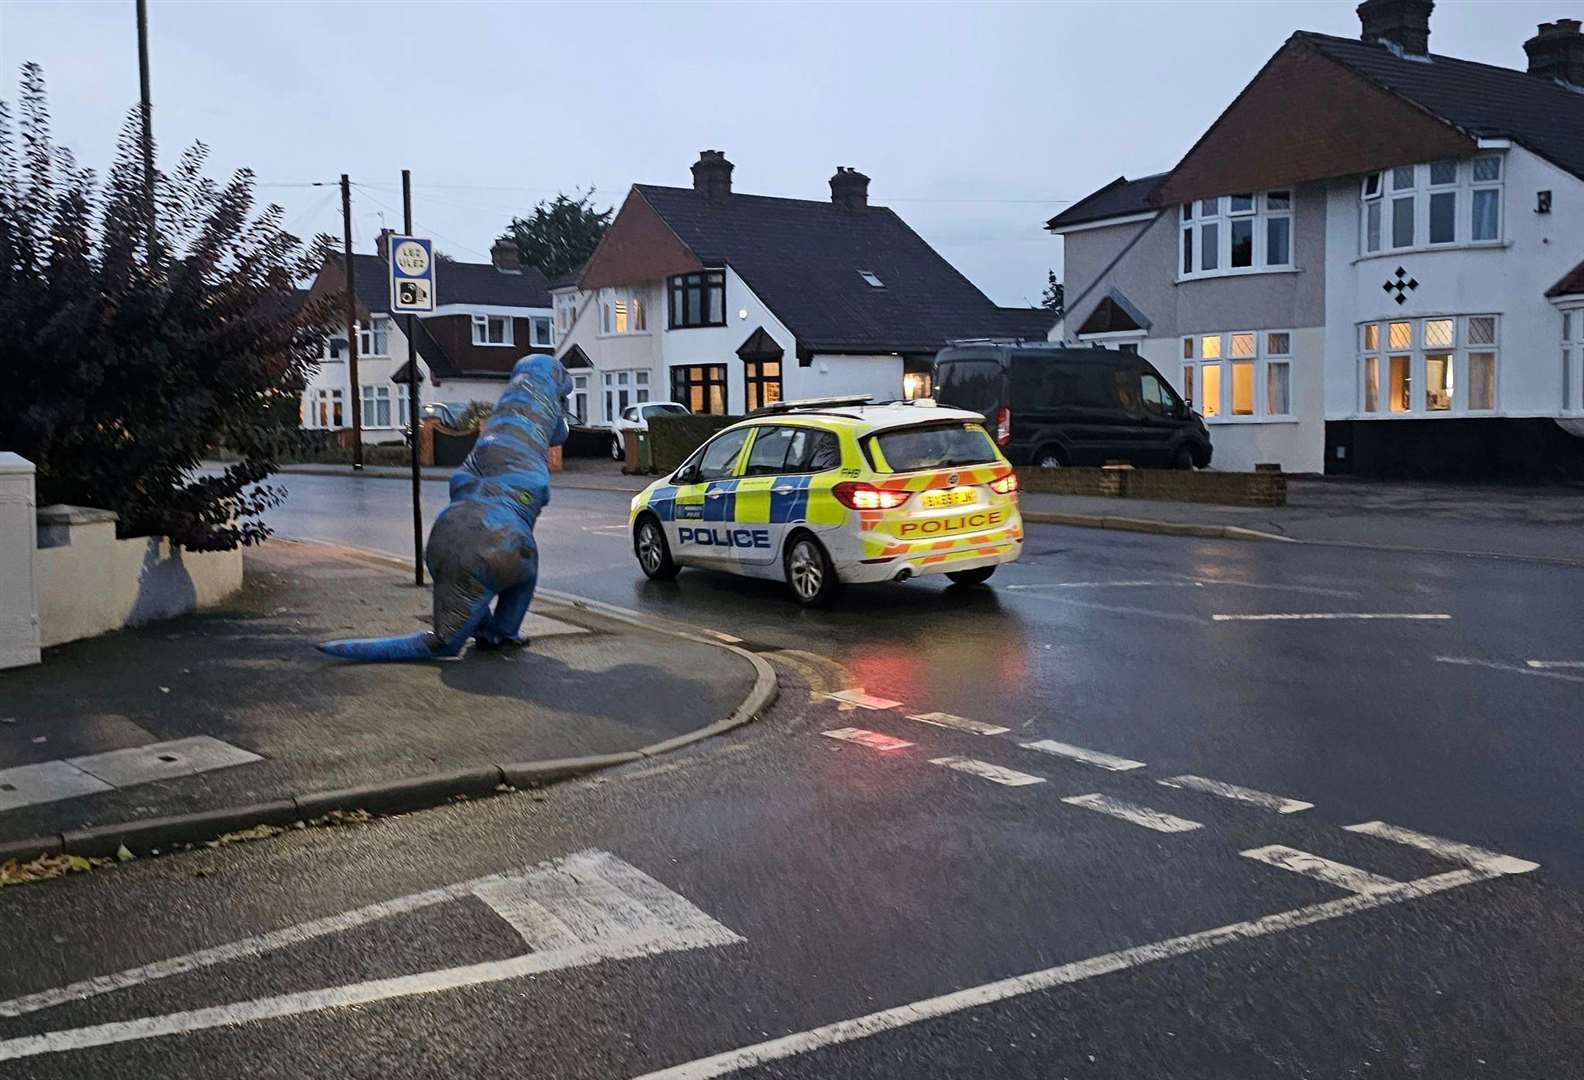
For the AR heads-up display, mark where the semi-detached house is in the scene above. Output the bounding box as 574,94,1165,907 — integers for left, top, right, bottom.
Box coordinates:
1047,0,1584,476
553,151,1051,430
299,234,556,440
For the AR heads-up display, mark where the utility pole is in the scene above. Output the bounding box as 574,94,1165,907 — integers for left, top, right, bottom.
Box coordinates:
340,174,364,470
134,0,157,261
402,169,425,586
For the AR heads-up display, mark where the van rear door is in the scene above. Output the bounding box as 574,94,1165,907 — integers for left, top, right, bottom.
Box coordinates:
933,356,1006,428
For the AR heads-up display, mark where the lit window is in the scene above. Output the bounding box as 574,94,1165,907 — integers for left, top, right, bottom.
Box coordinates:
1425,354,1453,410
858,270,885,288
1231,362,1255,415
1230,332,1256,358
1363,324,1379,351
1424,318,1454,348
1388,321,1413,349
1389,356,1411,413
1200,362,1222,418
1363,356,1380,413
599,288,647,335
1358,315,1497,417
471,314,512,346
1182,337,1194,360
1201,334,1222,359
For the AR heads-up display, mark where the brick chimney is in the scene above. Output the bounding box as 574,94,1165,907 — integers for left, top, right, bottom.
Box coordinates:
491,237,522,274
691,150,734,204
1357,0,1434,57
376,228,395,262
1525,19,1584,89
829,166,871,211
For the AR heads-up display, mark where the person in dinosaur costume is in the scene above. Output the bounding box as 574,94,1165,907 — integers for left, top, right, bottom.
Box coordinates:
317,353,574,662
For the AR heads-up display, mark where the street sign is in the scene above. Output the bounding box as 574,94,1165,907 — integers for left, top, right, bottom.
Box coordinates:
388,235,435,313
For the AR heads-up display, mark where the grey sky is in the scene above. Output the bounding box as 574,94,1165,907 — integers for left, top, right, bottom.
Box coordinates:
0,0,1567,305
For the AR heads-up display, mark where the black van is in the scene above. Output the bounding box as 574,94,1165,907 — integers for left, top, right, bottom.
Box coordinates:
933,344,1212,470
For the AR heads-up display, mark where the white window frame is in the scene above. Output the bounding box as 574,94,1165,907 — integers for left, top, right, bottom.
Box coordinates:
554,293,577,335
395,383,412,429
1179,329,1295,423
530,315,554,348
599,287,648,337
1560,305,1584,415
471,313,513,346
570,372,590,424
601,368,652,423
1360,155,1504,256
1178,191,1293,281
1355,314,1500,418
360,384,393,429
358,317,390,357
309,387,345,430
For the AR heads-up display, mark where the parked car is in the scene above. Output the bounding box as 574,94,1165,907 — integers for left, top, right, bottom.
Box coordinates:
933,344,1212,470
421,401,470,429
610,401,690,459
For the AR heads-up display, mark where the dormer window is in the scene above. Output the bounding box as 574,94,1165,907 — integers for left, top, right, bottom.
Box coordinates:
1178,191,1292,280
858,270,885,288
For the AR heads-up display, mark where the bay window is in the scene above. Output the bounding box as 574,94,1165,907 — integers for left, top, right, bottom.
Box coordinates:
1179,191,1292,279
600,288,647,335
1360,155,1502,254
1357,315,1498,416
1180,329,1293,421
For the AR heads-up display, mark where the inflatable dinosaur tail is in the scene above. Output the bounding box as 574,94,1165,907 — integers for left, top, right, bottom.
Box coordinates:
315,631,454,662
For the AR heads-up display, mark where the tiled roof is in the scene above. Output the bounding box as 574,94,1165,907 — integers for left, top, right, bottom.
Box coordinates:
332,254,552,315
1548,258,1584,298
634,184,1049,354
1045,174,1169,231
1299,31,1584,183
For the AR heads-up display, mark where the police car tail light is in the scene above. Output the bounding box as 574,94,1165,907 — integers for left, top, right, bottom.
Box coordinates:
989,473,1019,495
994,407,1012,446
833,482,910,511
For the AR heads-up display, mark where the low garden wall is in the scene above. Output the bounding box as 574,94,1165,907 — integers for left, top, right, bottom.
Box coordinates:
34,505,244,648
1016,466,1286,507
648,415,742,475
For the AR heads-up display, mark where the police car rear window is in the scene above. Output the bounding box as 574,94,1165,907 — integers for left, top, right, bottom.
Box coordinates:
867,424,996,473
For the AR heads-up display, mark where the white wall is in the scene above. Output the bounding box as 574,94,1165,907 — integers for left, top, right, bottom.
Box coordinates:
793,353,905,402
1323,145,1584,423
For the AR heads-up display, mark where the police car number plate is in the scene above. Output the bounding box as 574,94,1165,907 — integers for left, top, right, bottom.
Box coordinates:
921,488,975,510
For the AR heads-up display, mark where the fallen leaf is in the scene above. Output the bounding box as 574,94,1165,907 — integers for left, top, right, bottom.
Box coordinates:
116,844,135,862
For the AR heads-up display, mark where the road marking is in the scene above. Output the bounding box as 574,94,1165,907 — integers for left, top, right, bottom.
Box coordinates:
1019,739,1145,772
905,712,1009,736
1435,656,1584,685
1061,793,1201,833
1241,845,1398,895
821,728,913,751
1527,659,1584,669
1344,821,1540,875
1212,612,1452,622
1007,579,1357,598
929,756,1044,787
1157,775,1312,814
628,866,1501,1080
0,850,740,1061
822,689,904,711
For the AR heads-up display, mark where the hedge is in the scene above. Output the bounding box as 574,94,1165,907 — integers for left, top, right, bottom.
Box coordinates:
649,414,742,474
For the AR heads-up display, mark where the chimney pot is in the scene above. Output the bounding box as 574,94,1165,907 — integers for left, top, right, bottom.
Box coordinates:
691,149,734,204
829,166,871,211
376,228,395,262
1356,0,1435,57
1525,18,1584,89
491,237,522,274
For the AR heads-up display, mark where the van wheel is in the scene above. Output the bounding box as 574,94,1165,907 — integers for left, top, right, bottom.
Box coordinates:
1171,444,1196,470
947,566,996,586
611,435,624,461
1035,446,1066,469
634,515,680,581
785,534,839,607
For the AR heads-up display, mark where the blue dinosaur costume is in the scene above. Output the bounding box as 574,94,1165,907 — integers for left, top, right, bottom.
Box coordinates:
318,353,574,662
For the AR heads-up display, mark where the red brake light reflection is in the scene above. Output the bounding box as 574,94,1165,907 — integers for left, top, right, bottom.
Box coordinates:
989,473,1019,495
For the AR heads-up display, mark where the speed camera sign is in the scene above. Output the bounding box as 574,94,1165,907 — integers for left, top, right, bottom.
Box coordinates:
389,236,436,313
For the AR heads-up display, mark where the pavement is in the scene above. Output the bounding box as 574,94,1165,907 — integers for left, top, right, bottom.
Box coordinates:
2,471,1581,1076
266,456,650,494
0,539,768,859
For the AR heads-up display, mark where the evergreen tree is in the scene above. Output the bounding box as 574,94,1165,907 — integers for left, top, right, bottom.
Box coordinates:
502,190,612,280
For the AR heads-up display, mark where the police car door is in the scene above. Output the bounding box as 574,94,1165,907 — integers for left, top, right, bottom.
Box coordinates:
672,426,752,567
734,426,799,566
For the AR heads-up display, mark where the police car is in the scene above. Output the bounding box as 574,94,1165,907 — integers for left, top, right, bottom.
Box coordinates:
629,397,1022,606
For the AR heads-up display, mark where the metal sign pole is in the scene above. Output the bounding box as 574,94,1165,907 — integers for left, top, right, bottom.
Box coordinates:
402,169,424,587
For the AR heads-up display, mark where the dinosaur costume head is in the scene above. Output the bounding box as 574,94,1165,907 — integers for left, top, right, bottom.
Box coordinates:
317,353,575,662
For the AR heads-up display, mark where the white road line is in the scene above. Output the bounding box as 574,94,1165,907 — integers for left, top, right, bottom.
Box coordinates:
1060,793,1201,833
0,851,741,1062
628,866,1499,1080
1344,821,1540,875
1241,845,1399,895
1019,739,1145,772
1007,580,1357,598
820,728,913,751
1157,775,1313,814
1527,659,1584,669
905,712,1010,736
1435,655,1584,684
929,756,1045,787
822,689,904,711
1212,612,1452,622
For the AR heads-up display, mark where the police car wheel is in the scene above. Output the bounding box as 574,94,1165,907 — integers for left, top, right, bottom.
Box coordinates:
635,517,679,581
785,535,838,607
946,566,996,587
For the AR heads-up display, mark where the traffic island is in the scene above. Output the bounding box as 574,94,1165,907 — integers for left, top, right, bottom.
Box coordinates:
0,540,774,869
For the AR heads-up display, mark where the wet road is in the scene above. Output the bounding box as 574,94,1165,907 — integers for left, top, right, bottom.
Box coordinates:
3,471,1580,1077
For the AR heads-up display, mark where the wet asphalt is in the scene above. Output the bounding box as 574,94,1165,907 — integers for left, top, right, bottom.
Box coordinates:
0,473,1580,1078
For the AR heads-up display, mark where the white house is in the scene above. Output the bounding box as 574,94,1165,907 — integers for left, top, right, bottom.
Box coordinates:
300,234,556,441
552,151,1051,432
1047,0,1584,477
